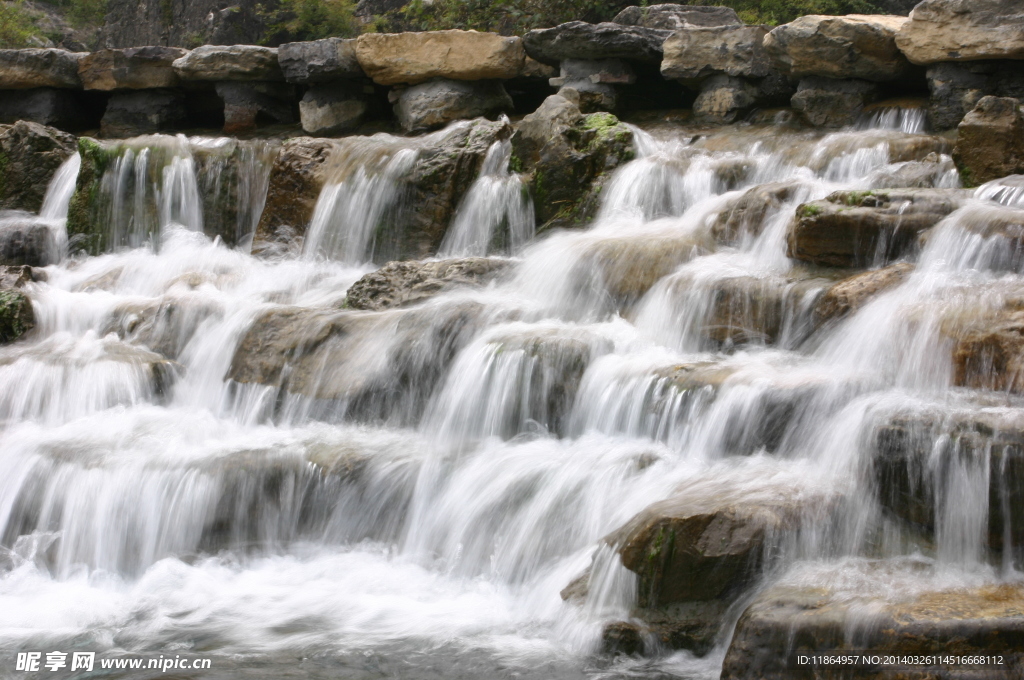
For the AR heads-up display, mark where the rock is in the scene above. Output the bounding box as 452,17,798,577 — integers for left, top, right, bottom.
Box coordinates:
787,188,969,267
600,622,644,656
278,38,363,84
0,88,81,129
511,96,635,229
0,217,59,267
953,96,1024,187
355,31,524,86
661,25,771,81
520,56,557,80
344,257,512,311
299,83,370,136
723,575,1024,679
0,120,77,213
815,263,914,323
0,48,84,89
215,82,295,134
613,4,741,30
191,138,279,247
712,182,805,245
78,47,187,90
171,45,283,82
100,90,187,138
523,21,671,66
393,78,512,133
692,75,757,125
99,0,266,50
868,154,958,189
764,15,911,82
253,138,335,247
0,265,35,343
790,76,880,128
102,294,223,360
895,0,1024,65
925,61,1024,131
978,174,1024,208
549,59,634,113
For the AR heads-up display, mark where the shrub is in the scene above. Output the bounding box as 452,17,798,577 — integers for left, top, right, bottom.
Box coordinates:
59,0,107,28
0,1,40,47
261,0,360,42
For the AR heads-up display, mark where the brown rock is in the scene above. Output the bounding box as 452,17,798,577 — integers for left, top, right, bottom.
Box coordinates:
895,0,1024,65
953,96,1024,187
355,31,524,86
815,262,914,323
253,138,335,248
344,258,512,311
712,181,804,245
0,120,77,213
78,47,188,91
661,25,771,81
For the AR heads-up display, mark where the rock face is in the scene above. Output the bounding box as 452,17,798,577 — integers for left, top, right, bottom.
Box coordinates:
926,61,1024,131
355,31,524,86
815,263,914,323
171,45,283,82
345,258,512,311
693,75,757,125
278,38,363,84
215,82,295,133
661,25,771,81
612,4,741,30
100,0,266,49
764,15,911,82
253,138,336,247
0,48,84,89
78,47,187,90
523,22,671,66
299,83,370,136
100,90,187,138
0,218,59,267
895,0,1024,65
0,89,81,130
0,265,35,343
0,121,77,213
787,189,968,267
511,95,634,229
953,96,1024,186
791,76,879,128
393,79,512,133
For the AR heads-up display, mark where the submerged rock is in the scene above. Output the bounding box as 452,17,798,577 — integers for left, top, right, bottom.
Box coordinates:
0,120,77,213
712,181,805,245
355,31,524,86
78,47,187,91
523,21,671,66
0,265,35,343
815,262,914,323
953,96,1024,187
0,48,84,89
345,258,512,311
895,0,1024,65
0,217,59,267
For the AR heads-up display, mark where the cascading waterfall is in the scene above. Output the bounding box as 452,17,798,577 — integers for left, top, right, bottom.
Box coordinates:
4,108,1023,679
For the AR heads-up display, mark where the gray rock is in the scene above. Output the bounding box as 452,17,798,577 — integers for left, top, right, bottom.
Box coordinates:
693,75,757,124
78,47,188,91
612,4,741,30
896,0,1024,65
0,217,59,266
815,262,914,323
299,83,371,136
345,258,512,311
0,48,84,89
100,0,265,49
0,264,35,343
550,59,635,113
662,25,771,81
791,76,880,128
216,82,296,134
253,138,336,249
393,78,512,133
100,90,188,138
278,38,363,84
172,45,284,82
523,21,671,66
926,61,1024,131
0,88,81,129
0,120,77,213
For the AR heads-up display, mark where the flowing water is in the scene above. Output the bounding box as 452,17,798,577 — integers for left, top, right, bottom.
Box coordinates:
2,109,1022,679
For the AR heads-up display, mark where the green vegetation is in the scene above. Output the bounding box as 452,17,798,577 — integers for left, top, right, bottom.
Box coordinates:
798,202,824,217
0,1,43,47
696,0,881,26
57,0,106,28
260,0,360,42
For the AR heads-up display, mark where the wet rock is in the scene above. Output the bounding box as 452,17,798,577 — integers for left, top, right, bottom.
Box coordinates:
765,15,912,82
171,45,284,82
600,621,644,656
895,0,1024,65
215,82,295,134
612,4,741,31
511,95,634,229
0,120,77,213
0,265,35,343
393,78,513,133
868,154,958,189
952,311,1024,394
550,59,634,113
523,21,671,66
0,88,81,129
278,38,363,84
712,182,805,245
299,83,371,136
787,189,968,268
355,31,524,86
344,257,512,311
700,274,828,347
692,75,758,125
102,294,223,360
791,76,880,128
0,48,84,89
815,262,914,323
0,217,59,267
661,25,771,82
723,575,1024,679
253,138,335,248
100,90,187,138
78,47,187,91
191,138,279,247
953,96,1024,187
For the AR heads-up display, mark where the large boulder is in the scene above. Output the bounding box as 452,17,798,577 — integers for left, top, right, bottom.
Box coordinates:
612,4,741,30
895,0,1024,65
764,15,912,82
0,48,84,89
393,78,513,133
299,83,371,136
953,96,1024,187
0,121,77,213
278,38,363,84
923,61,1024,131
0,265,35,343
790,76,880,127
511,94,635,229
523,22,671,66
171,45,284,82
345,257,512,311
787,189,969,267
815,262,914,323
253,138,336,248
354,31,524,86
78,47,187,90
661,25,771,81
100,90,187,138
